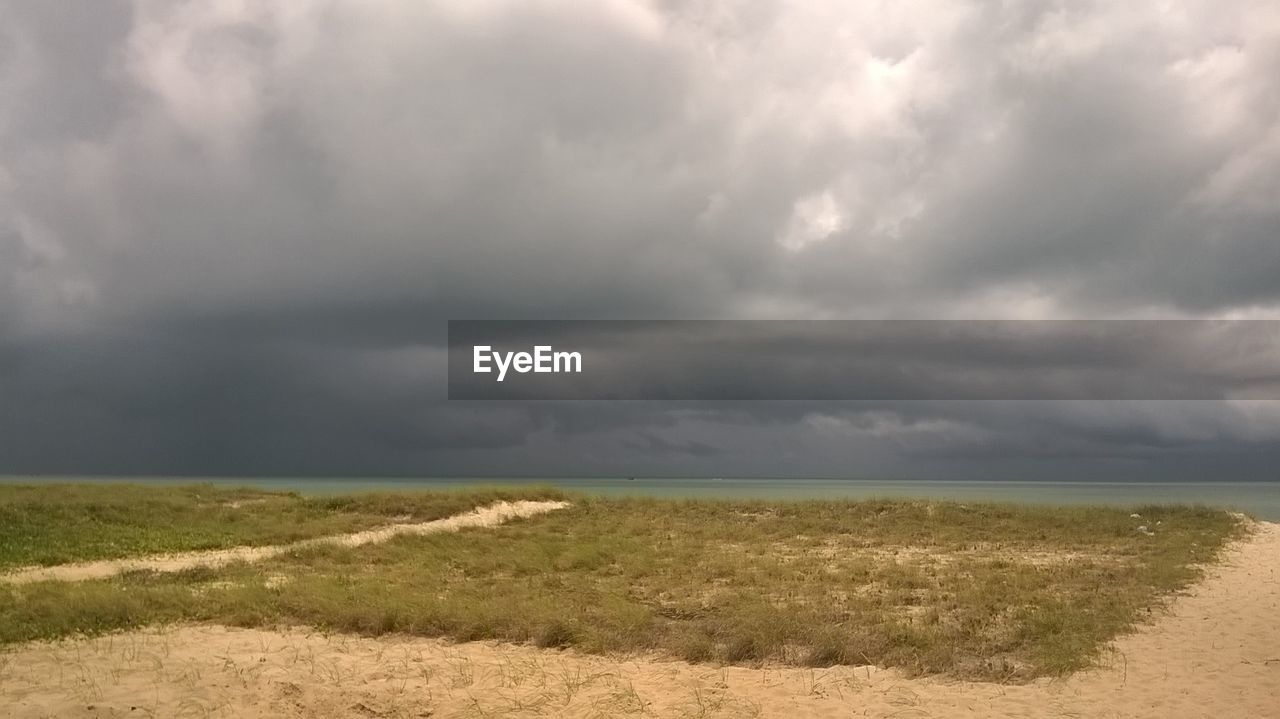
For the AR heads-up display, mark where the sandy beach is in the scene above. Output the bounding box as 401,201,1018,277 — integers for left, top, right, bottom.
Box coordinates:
3,520,1275,718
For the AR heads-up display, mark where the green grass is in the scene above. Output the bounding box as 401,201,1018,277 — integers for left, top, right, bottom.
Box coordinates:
0,488,1245,681
0,483,568,569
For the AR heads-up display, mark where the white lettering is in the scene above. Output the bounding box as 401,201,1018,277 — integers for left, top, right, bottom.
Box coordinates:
554,350,582,373
493,349,513,382
473,345,582,382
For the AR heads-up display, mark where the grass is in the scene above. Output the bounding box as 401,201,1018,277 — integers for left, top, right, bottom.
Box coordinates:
0,486,1246,681
0,482,568,569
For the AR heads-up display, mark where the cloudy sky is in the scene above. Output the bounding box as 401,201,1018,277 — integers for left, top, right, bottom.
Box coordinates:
2,0,1279,479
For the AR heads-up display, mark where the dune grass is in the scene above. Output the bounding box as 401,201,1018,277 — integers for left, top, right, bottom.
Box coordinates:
0,488,1245,681
0,482,568,570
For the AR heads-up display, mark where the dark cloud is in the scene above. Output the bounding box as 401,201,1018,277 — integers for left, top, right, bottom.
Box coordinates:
1,1,1278,478
622,432,723,458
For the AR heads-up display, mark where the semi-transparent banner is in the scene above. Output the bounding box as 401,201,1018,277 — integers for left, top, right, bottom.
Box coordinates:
447,320,1280,400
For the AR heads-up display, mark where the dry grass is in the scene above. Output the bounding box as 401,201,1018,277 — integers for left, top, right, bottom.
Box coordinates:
0,489,1244,681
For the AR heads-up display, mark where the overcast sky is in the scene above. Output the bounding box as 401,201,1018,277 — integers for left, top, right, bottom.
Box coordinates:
2,0,1279,479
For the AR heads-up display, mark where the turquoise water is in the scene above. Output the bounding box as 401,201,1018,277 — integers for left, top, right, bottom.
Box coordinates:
4,476,1278,520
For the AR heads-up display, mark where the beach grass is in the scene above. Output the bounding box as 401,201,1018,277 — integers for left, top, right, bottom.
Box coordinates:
0,486,1244,680
0,482,568,570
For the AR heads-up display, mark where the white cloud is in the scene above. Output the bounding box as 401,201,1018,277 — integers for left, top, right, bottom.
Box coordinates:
778,190,846,252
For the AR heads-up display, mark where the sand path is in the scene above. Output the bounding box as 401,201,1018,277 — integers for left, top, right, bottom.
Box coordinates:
0,500,570,585
1,521,1276,718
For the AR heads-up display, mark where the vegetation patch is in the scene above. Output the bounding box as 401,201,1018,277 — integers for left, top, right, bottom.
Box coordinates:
0,488,1244,681
0,483,567,569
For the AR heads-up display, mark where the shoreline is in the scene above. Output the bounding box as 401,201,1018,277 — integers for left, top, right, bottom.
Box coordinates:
3,476,1277,521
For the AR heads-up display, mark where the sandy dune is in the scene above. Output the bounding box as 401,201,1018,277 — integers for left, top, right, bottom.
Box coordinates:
0,500,570,585
2,521,1276,718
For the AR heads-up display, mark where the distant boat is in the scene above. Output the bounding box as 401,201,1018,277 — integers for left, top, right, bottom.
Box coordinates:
627,477,636,481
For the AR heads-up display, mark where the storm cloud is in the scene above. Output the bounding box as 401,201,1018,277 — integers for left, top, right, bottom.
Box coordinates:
1,0,1279,478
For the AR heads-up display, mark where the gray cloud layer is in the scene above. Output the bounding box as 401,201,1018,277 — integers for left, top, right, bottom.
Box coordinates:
1,1,1279,478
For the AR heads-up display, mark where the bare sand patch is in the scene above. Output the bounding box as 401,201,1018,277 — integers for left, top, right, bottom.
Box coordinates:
221,498,274,509
0,501,570,585
751,538,1112,568
2,521,1275,718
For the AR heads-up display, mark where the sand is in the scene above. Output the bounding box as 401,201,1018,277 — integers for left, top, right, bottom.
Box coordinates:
0,500,570,585
2,521,1276,718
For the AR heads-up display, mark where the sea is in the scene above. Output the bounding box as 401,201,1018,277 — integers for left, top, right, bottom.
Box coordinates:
4,476,1279,521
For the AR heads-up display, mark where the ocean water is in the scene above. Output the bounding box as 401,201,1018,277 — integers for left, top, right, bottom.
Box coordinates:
5,476,1278,521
